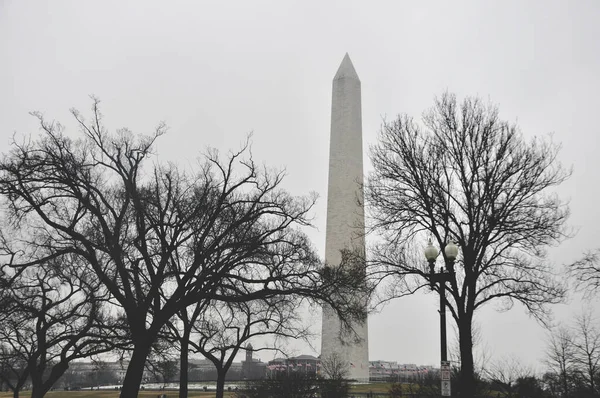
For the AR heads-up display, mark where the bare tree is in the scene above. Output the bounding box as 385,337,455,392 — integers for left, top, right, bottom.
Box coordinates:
568,250,600,298
366,92,570,397
0,100,367,396
571,309,600,396
185,297,309,398
0,256,116,398
320,352,349,380
485,356,534,398
0,346,28,398
544,312,600,398
142,337,179,388
163,302,206,398
546,325,577,397
319,352,351,398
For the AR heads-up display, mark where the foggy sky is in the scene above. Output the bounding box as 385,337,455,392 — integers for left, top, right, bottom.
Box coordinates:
1,0,599,371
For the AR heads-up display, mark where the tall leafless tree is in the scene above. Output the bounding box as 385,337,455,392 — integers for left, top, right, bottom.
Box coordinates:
184,297,308,398
571,310,600,396
366,92,570,397
163,301,206,398
0,100,367,396
0,255,117,398
485,355,535,398
546,325,578,397
320,352,349,381
145,347,178,389
0,347,27,398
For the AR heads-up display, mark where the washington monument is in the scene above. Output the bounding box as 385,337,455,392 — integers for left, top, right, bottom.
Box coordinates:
320,53,369,381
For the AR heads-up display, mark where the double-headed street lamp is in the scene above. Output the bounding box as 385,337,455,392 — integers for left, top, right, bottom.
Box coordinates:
424,239,459,363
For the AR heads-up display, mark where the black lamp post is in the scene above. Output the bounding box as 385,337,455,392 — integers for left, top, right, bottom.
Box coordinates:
424,239,459,363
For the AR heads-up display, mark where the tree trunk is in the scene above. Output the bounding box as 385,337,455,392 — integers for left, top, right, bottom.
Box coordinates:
458,318,475,398
30,386,44,398
121,338,153,397
30,371,44,398
179,330,190,398
561,369,569,397
39,360,68,398
13,389,19,398
215,369,226,398
588,358,594,396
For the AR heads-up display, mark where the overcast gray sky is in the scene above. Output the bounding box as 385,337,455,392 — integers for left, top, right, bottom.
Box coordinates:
1,0,599,370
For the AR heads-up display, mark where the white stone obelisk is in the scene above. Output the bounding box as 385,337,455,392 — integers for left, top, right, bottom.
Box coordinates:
320,53,369,382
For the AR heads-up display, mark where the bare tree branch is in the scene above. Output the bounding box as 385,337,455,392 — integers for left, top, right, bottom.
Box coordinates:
366,92,570,396
0,99,368,396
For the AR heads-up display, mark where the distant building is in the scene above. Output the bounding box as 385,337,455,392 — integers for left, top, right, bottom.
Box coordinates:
59,356,437,386
241,343,266,380
188,358,242,381
266,354,319,377
369,360,436,383
61,360,143,388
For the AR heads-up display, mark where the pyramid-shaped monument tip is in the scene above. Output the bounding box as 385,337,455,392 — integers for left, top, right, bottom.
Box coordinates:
334,53,360,81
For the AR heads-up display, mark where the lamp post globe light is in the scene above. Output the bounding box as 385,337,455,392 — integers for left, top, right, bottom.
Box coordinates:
424,239,458,397
444,242,459,262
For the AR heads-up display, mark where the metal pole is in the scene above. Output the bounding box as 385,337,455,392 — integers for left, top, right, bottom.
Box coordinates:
440,270,447,362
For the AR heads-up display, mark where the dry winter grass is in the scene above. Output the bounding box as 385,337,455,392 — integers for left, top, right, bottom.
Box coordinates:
0,392,235,398
0,383,396,397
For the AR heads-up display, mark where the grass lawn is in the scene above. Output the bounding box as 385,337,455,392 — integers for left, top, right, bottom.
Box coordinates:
0,392,236,398
351,382,395,393
0,383,398,397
